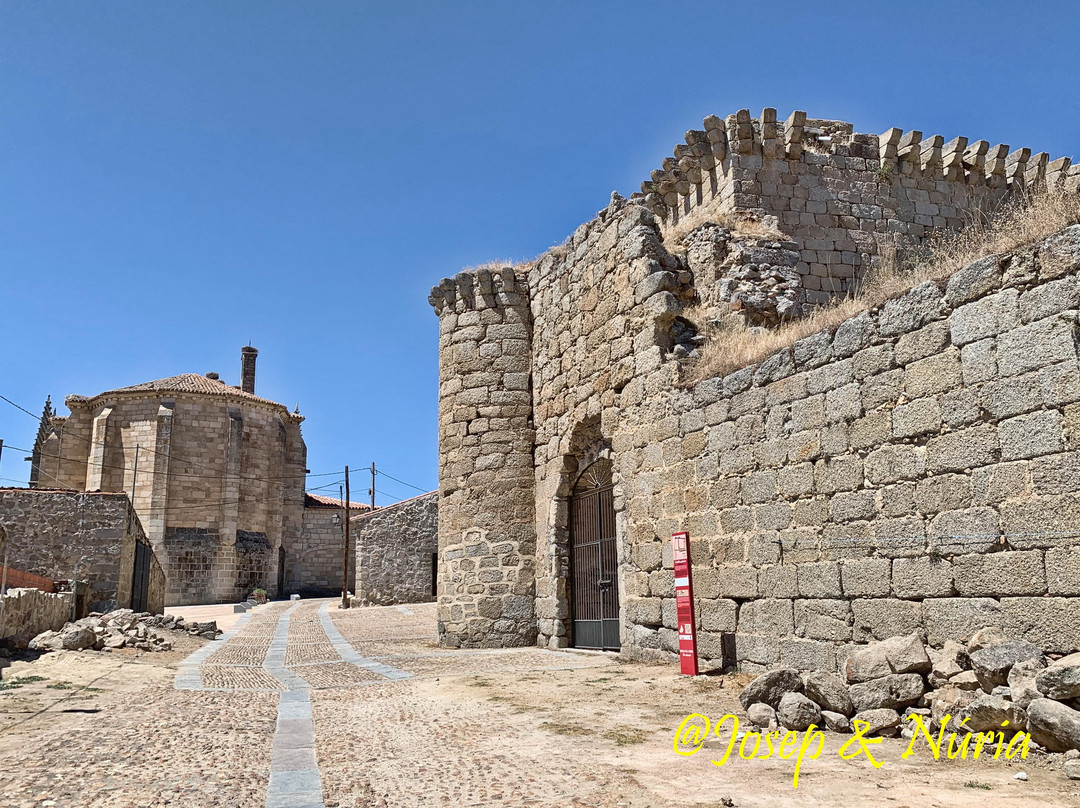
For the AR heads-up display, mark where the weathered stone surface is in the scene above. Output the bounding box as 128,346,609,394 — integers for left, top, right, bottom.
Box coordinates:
849,673,925,712
739,668,804,710
821,710,851,733
1010,657,1049,709
928,641,968,688
969,640,1046,691
777,692,822,731
967,626,1008,653
747,702,778,730
804,670,854,716
949,670,981,691
963,695,1027,733
1036,665,1080,701
924,598,1003,647
1026,698,1080,752
852,708,902,737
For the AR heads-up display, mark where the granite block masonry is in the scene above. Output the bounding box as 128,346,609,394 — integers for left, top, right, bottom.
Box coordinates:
429,105,1080,670
352,491,438,606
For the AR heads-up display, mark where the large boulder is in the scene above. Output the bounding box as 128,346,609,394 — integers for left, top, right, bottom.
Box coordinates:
58,625,98,651
803,670,854,716
968,626,1008,653
969,640,1045,691
1009,657,1049,710
1036,665,1080,701
852,708,901,737
844,634,930,683
850,673,925,713
747,703,778,730
963,695,1028,734
930,686,979,728
777,692,822,732
1027,698,1080,752
739,668,803,710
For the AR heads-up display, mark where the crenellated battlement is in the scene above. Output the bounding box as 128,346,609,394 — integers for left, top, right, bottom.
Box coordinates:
640,107,1078,227
428,266,529,317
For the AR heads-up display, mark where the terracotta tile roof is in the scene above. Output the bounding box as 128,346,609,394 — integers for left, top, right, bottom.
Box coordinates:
68,373,298,415
304,493,372,510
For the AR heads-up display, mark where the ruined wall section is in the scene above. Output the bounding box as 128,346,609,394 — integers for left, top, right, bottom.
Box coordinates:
617,225,1080,672
642,108,1079,306
353,491,438,606
429,267,538,647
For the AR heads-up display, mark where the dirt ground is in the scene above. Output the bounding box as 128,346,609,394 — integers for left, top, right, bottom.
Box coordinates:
1,601,1077,807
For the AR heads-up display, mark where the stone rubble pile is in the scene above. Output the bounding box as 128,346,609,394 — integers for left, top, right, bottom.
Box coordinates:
682,223,805,329
739,627,1080,779
28,609,220,653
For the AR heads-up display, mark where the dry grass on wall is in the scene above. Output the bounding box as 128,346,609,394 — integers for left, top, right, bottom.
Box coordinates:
686,189,1080,384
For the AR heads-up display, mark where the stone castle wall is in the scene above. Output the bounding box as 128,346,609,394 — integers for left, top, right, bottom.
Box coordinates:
352,491,438,606
431,124,1080,670
431,267,537,647
0,489,163,615
642,108,1079,305
0,588,73,648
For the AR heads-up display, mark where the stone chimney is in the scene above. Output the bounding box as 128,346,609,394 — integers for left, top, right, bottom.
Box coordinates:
241,346,258,394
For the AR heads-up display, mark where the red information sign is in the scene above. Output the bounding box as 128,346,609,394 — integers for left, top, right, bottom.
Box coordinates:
671,531,698,676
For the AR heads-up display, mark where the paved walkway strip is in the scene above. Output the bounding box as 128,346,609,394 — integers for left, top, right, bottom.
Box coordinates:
263,604,309,691
267,688,325,808
317,602,412,681
174,612,252,691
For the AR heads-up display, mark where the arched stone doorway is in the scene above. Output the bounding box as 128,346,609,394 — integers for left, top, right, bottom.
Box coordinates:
569,458,620,650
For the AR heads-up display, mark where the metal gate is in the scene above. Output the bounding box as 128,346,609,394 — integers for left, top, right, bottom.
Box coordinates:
131,541,151,613
569,459,620,650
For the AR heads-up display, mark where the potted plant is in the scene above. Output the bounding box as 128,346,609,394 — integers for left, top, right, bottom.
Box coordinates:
250,588,267,605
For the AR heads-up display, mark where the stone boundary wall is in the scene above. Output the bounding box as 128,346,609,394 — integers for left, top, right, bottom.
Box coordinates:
352,491,438,606
289,506,353,597
0,587,73,647
640,108,1079,304
617,224,1080,673
0,489,161,614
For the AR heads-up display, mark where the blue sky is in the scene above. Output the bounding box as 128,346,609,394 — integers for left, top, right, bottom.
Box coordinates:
1,1,1077,503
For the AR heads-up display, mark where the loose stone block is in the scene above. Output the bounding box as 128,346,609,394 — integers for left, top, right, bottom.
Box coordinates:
949,288,1019,346
928,507,1001,555
1000,494,1080,549
757,564,799,598
892,397,942,438
699,598,738,632
780,639,838,673
865,444,925,484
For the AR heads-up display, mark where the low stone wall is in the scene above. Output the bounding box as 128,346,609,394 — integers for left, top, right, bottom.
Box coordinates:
0,489,161,614
353,492,438,606
0,587,73,648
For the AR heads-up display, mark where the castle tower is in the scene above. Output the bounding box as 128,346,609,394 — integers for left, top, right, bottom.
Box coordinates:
429,266,537,647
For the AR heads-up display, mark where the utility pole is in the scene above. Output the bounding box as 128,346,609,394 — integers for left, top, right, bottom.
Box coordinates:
341,466,350,610
370,461,376,511
131,445,140,505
